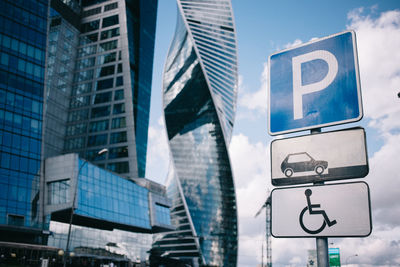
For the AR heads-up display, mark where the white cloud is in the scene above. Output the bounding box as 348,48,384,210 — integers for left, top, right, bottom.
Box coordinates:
230,134,271,266
284,39,303,49
237,63,268,119
347,9,400,133
367,133,400,228
346,12,400,265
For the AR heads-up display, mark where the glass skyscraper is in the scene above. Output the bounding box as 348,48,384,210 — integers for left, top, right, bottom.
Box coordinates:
0,0,48,243
152,0,239,266
0,0,173,265
46,0,158,179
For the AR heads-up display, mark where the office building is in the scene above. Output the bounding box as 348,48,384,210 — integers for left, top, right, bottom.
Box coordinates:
0,0,173,265
46,0,158,179
151,0,239,266
0,0,49,243
44,153,172,266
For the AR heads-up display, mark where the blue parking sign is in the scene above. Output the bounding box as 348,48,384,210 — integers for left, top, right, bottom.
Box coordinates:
268,31,363,135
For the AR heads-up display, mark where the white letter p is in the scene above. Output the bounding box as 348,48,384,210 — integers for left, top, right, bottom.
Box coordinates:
292,50,338,120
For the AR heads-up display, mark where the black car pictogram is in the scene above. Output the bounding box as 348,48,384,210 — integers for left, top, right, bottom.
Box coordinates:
281,152,328,177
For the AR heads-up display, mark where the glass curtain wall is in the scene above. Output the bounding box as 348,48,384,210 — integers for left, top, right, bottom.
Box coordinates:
0,0,49,243
62,0,158,179
153,0,239,266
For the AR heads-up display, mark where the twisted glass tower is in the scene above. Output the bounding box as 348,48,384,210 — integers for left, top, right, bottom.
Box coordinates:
153,0,239,266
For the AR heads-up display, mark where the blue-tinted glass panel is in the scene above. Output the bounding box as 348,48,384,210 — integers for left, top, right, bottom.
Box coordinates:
75,160,150,229
102,15,119,28
0,0,48,233
155,204,171,225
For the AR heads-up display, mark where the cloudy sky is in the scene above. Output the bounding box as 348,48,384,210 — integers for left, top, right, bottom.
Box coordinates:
146,1,400,266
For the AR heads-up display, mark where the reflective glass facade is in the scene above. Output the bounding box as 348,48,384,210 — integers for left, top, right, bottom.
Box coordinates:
0,1,167,265
55,0,158,179
48,221,153,264
127,0,158,178
75,158,151,229
153,0,239,266
45,154,173,264
0,0,48,243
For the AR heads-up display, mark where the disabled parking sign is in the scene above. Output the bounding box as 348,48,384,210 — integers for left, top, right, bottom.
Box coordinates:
268,30,363,135
271,182,372,238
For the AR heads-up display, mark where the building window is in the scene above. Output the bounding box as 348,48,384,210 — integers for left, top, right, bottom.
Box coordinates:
107,161,129,174
102,15,119,28
70,96,90,108
110,131,127,144
89,119,109,132
81,20,100,33
94,91,112,104
50,17,61,27
66,123,87,136
114,89,124,100
155,204,171,225
108,146,128,159
7,214,25,226
111,117,126,129
97,65,115,77
99,40,118,51
78,45,97,57
74,69,94,82
117,63,122,73
48,179,70,205
104,2,118,12
68,109,89,122
96,78,114,91
98,52,116,64
113,103,125,114
65,137,85,150
79,33,98,45
87,134,108,147
91,105,111,118
76,57,95,69
82,6,102,17
49,31,59,42
115,76,123,87
72,82,92,95
100,27,120,40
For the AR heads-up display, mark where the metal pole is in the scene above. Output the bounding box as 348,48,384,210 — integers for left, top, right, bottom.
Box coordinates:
316,237,329,267
63,158,87,267
310,128,329,267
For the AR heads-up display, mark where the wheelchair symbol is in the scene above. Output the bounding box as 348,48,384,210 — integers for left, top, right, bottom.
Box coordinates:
299,189,337,234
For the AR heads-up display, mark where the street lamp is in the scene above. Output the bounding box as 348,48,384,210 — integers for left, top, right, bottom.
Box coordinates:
345,254,358,266
63,149,108,267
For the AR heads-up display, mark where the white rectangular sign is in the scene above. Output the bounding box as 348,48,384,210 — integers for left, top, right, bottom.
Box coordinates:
271,127,368,186
271,182,372,237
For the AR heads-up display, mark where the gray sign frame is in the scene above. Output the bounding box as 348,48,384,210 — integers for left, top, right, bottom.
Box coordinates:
271,181,372,238
271,127,369,186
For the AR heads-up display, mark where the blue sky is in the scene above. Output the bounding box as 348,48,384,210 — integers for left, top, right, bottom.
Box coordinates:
147,1,400,266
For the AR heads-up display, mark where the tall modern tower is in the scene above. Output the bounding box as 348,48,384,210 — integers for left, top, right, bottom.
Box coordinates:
152,0,239,266
45,0,158,179
0,0,174,265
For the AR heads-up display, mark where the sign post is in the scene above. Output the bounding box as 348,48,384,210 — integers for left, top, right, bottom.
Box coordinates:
267,30,369,267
